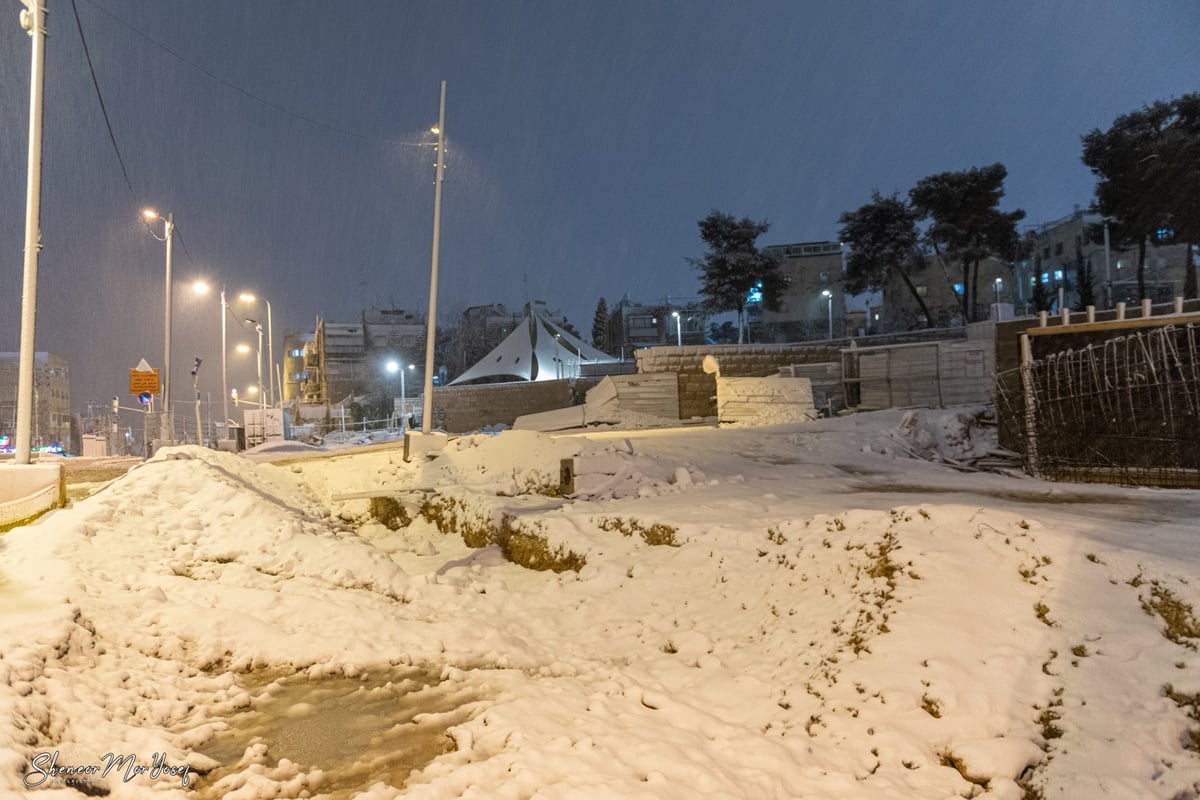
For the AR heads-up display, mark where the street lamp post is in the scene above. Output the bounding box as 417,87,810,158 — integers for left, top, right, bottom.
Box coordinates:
386,360,398,424
13,0,47,465
191,358,203,445
993,277,1003,305
247,319,264,407
143,208,175,445
194,282,232,440
671,311,682,346
821,290,833,339
400,365,408,428
421,80,447,436
239,294,275,406
386,360,415,430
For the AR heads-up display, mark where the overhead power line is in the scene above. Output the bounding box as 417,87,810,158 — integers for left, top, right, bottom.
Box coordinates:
70,0,137,201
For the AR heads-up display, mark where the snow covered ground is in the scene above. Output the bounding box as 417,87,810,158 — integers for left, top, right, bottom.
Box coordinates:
1,406,1198,798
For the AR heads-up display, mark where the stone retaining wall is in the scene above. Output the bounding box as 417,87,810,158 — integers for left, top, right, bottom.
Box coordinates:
432,378,602,433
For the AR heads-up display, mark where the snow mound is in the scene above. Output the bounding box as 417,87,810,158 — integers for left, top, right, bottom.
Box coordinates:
891,406,1000,466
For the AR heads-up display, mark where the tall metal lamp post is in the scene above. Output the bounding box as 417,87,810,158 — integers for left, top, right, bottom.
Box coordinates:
993,277,1003,305
143,207,175,444
239,293,275,406
386,360,416,429
246,319,264,407
821,290,833,339
671,311,682,346
420,80,447,435
13,0,47,465
194,281,231,439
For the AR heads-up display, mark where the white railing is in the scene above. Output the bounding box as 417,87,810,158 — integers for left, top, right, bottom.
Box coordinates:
0,481,60,530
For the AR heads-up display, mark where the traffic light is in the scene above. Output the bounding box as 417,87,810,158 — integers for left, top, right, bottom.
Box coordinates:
112,396,119,414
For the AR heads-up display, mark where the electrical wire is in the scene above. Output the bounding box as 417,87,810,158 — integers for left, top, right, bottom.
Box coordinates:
72,0,202,269
70,0,137,202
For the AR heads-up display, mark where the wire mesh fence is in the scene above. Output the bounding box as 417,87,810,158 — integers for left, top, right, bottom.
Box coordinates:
997,323,1200,488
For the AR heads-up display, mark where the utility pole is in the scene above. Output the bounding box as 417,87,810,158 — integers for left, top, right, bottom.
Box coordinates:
191,358,203,446
14,0,47,465
420,80,446,434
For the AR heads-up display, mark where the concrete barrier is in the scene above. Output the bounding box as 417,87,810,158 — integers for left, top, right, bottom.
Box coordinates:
0,463,66,530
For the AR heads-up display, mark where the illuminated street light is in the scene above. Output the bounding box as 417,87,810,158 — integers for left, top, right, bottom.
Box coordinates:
387,360,416,431
993,277,1003,305
671,311,682,346
421,80,447,436
238,293,275,407
245,319,264,407
194,281,232,439
821,290,833,339
143,207,175,445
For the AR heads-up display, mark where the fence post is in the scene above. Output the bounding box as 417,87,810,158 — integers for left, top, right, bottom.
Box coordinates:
1018,332,1040,478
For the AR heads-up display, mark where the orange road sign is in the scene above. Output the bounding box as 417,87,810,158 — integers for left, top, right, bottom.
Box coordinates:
129,368,161,395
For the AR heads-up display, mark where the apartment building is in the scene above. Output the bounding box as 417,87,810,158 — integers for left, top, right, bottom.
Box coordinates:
0,352,72,451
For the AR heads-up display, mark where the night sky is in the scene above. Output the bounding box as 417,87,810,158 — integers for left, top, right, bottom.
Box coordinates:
1,0,1197,413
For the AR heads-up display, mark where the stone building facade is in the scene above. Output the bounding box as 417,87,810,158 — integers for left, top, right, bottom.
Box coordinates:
0,352,72,451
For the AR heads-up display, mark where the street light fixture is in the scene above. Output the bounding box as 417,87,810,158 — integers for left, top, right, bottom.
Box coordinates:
387,360,416,430
671,311,682,346
194,281,232,440
238,293,275,407
143,207,176,445
13,0,47,465
245,319,264,408
993,277,1003,305
420,80,447,437
821,290,833,339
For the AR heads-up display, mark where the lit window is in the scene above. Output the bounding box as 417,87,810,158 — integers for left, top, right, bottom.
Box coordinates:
1054,270,1064,280
1041,273,1049,283
745,281,764,304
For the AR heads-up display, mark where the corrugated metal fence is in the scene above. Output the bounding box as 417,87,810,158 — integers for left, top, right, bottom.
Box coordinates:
841,340,992,410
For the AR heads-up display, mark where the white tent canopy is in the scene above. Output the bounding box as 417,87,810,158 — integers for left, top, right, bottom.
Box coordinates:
449,311,618,385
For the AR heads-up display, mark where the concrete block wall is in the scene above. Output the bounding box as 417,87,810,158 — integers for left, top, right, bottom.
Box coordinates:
433,378,601,433
636,344,843,419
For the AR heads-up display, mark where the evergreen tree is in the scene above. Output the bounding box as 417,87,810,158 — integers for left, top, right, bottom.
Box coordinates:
591,298,609,351
838,192,934,328
1082,93,1200,301
909,164,1025,323
688,210,787,343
